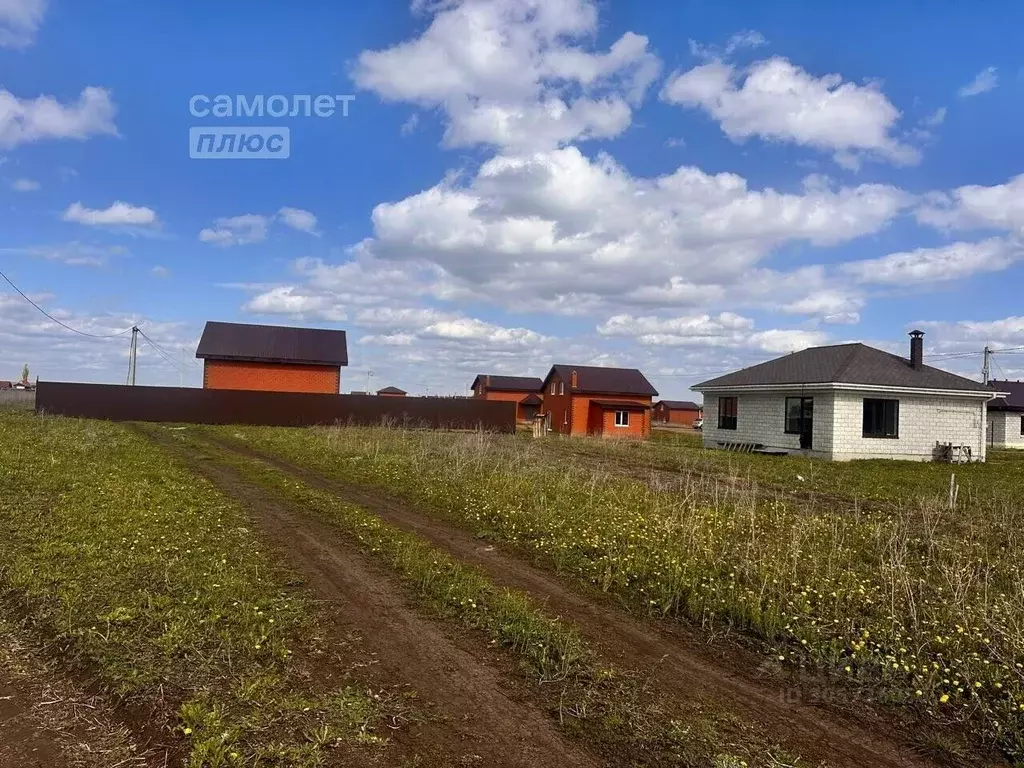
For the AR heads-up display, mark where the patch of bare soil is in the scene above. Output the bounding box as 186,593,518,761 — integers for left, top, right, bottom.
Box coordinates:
0,616,156,768
207,434,999,768
147,429,599,768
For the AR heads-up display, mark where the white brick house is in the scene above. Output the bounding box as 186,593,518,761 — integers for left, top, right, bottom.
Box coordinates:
987,380,1024,449
693,332,1005,462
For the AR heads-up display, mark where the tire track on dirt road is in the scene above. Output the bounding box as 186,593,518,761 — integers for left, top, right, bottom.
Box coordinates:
201,432,993,768
145,430,600,768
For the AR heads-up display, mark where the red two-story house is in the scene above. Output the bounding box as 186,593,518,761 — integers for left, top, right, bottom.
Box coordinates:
540,365,658,439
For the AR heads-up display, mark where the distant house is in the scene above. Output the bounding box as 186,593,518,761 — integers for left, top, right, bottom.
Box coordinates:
693,331,1003,462
196,321,348,395
540,365,658,439
471,375,544,422
653,400,702,427
987,380,1024,449
377,386,407,397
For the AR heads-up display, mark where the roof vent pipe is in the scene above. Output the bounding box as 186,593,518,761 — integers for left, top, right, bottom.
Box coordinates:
909,330,924,370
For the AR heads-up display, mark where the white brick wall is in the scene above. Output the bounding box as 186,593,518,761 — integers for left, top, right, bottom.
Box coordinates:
988,410,1024,449
702,391,834,458
828,391,985,461
702,389,989,462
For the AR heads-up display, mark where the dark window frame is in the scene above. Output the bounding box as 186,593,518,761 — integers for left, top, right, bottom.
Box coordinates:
863,398,899,439
784,396,814,435
718,396,738,430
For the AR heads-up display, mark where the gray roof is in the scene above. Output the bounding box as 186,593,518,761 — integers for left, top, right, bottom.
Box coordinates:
694,343,991,393
989,380,1024,411
471,375,543,392
542,365,658,397
196,321,348,366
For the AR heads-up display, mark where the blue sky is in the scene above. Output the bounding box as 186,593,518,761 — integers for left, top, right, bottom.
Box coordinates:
2,0,1023,397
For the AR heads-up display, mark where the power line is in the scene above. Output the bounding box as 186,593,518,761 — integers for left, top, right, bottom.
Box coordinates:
0,268,135,339
138,332,188,375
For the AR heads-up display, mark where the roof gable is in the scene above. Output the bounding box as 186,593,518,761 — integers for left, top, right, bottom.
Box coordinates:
542,364,658,397
376,386,407,395
196,321,348,366
693,343,991,393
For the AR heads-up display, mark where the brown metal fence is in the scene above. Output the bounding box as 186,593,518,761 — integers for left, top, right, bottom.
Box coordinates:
35,382,516,432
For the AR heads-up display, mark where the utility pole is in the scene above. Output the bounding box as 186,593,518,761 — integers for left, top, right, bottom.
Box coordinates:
982,345,991,384
365,369,374,393
180,347,185,388
127,326,139,386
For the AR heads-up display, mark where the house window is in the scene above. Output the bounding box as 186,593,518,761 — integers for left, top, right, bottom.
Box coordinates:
863,398,899,438
550,382,557,395
784,397,814,434
558,381,564,395
615,410,630,427
718,397,738,430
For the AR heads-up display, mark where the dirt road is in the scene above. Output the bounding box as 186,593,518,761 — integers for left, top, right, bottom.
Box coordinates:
149,432,599,768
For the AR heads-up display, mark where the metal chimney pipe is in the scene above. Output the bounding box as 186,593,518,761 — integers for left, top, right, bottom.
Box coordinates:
909,330,924,369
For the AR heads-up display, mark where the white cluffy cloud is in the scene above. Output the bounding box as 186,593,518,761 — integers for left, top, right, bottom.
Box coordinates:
199,214,269,246
199,208,320,245
917,173,1024,233
842,238,1023,286
277,207,319,235
353,0,660,151
9,177,39,191
958,67,998,98
355,146,908,316
0,87,117,149
0,0,46,49
597,312,828,353
63,201,158,228
662,56,919,167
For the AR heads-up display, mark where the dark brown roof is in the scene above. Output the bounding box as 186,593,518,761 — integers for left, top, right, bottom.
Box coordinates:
196,321,348,366
656,400,701,410
989,380,1024,411
471,374,543,392
520,393,543,405
695,343,990,392
590,399,652,410
542,365,658,397
376,386,407,395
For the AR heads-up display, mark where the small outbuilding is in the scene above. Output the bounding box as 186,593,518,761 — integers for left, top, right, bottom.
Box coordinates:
987,380,1024,449
377,386,407,397
693,331,1004,462
653,400,702,427
196,321,348,395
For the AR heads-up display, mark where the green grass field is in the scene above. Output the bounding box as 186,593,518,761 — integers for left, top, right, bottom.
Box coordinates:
4,409,1021,765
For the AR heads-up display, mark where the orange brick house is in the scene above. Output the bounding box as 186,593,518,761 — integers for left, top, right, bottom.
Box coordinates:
471,375,543,422
653,400,702,427
196,321,348,394
539,365,658,439
376,386,407,397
